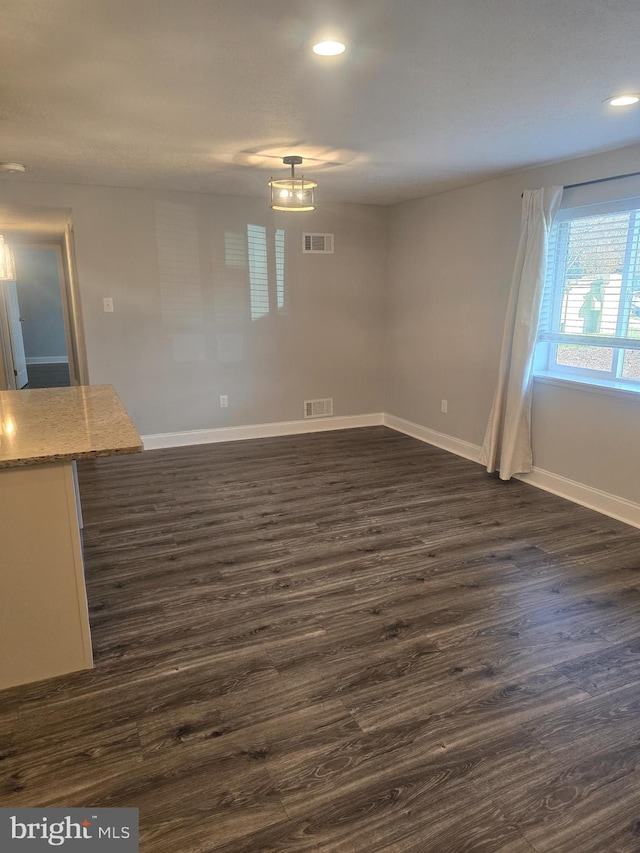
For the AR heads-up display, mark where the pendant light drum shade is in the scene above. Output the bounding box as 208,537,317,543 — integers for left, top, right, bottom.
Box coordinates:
269,156,317,212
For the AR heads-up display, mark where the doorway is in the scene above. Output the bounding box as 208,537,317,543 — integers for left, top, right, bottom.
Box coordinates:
0,219,88,391
7,246,70,388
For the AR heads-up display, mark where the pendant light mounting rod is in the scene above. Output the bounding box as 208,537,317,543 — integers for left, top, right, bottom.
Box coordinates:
283,155,303,179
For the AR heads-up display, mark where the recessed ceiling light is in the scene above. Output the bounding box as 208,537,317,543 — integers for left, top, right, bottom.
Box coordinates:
0,162,26,173
606,94,640,107
312,40,346,56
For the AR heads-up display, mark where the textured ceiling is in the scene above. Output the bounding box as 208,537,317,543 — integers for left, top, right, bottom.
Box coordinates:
0,0,639,204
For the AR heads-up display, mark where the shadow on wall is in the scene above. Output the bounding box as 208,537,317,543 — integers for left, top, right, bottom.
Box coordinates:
155,201,287,368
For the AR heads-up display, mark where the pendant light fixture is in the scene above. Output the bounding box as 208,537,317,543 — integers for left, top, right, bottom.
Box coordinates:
0,235,16,281
269,156,317,212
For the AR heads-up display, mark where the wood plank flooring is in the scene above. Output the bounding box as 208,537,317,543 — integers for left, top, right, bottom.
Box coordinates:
2,426,640,851
24,361,71,388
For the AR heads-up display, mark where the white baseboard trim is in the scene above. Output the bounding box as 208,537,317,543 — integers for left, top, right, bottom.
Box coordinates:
142,413,385,451
141,410,640,529
383,413,482,463
26,356,69,365
383,413,640,530
517,468,640,530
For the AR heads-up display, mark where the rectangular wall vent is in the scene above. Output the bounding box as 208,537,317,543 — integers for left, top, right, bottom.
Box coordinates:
303,233,334,254
304,398,334,418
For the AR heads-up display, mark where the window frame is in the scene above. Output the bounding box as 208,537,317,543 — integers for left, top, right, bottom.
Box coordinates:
534,196,640,394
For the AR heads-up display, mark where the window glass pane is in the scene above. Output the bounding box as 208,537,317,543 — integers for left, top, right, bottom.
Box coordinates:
622,349,640,381
555,344,613,372
566,213,629,279
560,213,629,337
537,203,640,391
629,289,640,340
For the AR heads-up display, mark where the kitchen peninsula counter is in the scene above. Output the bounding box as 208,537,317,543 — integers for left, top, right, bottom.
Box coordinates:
0,385,142,689
0,384,142,468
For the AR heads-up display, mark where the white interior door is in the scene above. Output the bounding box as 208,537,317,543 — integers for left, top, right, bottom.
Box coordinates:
4,281,28,388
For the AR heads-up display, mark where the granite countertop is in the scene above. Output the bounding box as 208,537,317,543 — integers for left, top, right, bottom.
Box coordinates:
0,385,143,468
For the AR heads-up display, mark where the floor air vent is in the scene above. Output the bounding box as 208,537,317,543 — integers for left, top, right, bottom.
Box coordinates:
304,398,334,418
303,233,334,254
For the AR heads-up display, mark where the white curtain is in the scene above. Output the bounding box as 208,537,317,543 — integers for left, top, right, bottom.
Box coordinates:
480,186,563,480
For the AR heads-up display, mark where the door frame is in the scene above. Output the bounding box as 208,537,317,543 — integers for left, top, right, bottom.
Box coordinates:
0,227,88,390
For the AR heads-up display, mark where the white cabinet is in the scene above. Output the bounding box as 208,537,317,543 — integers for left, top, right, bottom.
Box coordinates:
0,461,93,688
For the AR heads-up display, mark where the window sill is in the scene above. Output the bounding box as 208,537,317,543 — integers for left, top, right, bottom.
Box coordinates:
533,373,640,403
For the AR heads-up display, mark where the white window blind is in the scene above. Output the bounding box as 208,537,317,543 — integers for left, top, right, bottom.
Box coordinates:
535,197,640,390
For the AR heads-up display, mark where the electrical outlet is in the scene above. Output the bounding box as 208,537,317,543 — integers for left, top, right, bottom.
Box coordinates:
103,297,114,313
441,399,448,414
220,395,228,408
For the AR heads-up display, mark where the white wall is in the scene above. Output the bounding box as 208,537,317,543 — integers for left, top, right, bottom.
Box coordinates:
0,182,388,435
387,141,640,504
2,145,638,509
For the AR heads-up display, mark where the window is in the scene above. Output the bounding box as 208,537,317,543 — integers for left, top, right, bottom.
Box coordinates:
535,199,640,391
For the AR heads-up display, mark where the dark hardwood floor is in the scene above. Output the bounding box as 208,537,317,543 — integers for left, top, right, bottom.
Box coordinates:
2,426,640,851
24,361,71,388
